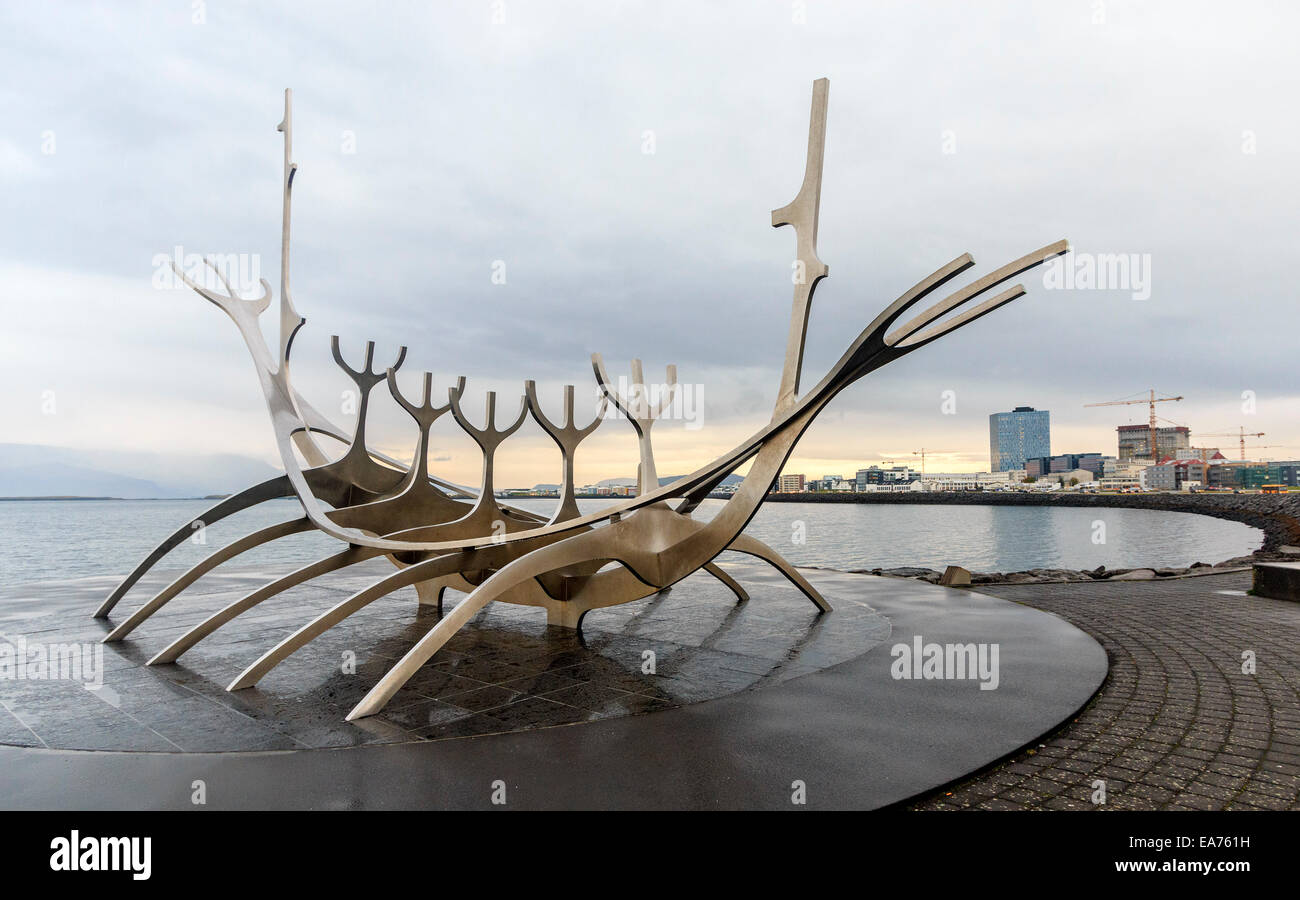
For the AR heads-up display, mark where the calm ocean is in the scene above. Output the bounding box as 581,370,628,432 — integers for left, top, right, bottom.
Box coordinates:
0,497,1262,588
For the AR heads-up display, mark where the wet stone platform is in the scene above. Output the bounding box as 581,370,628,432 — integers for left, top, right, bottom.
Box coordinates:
0,559,890,752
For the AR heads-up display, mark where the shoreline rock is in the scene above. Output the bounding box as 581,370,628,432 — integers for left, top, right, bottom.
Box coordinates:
780,490,1300,585
768,490,1300,548
846,561,1265,586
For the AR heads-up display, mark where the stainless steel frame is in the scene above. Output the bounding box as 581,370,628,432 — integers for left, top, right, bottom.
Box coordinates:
97,80,1067,720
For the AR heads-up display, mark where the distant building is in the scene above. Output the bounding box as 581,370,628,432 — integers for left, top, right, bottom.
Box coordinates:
1118,424,1190,462
1100,456,1126,476
989,406,1051,472
1176,447,1223,462
1025,452,1104,478
1235,466,1271,490
820,475,855,492
1141,463,1177,491
1053,452,1104,474
1034,468,1096,487
1098,468,1144,491
1208,461,1300,490
1142,458,1218,491
1274,463,1300,487
919,470,1023,491
855,465,918,491
809,474,847,492
778,473,805,493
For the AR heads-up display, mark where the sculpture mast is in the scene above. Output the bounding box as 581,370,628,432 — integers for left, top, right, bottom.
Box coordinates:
277,89,328,466
771,77,829,418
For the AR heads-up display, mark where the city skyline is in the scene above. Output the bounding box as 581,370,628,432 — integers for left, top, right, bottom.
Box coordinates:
533,402,1292,490
4,380,1292,494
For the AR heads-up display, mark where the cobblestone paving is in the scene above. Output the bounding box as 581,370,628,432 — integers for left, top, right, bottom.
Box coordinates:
909,571,1300,810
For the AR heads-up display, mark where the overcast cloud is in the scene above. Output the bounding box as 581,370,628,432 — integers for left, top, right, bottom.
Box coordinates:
1,1,1296,488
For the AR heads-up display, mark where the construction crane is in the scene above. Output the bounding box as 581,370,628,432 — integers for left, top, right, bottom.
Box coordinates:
912,448,952,475
1084,389,1183,460
1202,427,1266,461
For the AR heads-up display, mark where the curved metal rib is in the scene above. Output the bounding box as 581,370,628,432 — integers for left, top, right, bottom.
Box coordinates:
346,532,637,719
103,517,312,643
885,242,1068,347
255,554,746,705
703,562,749,603
227,552,470,691
723,534,829,612
94,474,293,618
345,585,495,720
147,545,382,665
895,284,1026,350
342,540,750,719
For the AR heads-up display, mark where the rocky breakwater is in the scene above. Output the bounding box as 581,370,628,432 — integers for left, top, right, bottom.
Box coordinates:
770,490,1300,585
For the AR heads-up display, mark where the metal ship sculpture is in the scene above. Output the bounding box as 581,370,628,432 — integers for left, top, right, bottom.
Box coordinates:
96,80,1067,720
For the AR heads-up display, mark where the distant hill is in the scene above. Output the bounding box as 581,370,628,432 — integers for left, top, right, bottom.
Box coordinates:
0,463,172,499
0,444,282,499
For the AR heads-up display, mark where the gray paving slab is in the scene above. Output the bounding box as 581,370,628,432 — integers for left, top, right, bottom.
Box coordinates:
0,560,889,751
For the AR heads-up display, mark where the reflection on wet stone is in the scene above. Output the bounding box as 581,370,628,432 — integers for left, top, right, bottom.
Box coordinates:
0,559,888,751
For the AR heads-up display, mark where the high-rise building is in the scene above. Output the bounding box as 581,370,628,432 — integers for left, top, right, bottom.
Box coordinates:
989,406,1051,472
1117,424,1190,462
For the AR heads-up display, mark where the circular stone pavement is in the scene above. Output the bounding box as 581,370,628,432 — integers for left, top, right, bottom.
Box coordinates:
0,558,891,752
0,563,1107,810
0,562,1108,809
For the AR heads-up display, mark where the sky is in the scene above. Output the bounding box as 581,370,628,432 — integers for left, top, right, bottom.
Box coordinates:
1,1,1297,490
